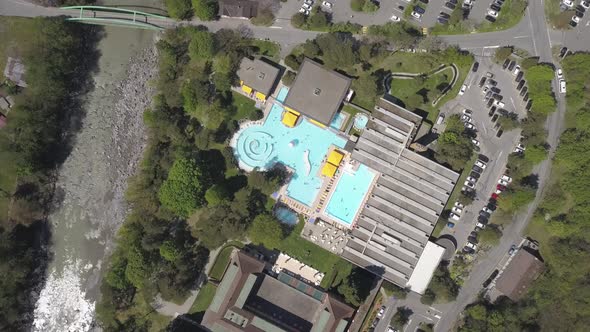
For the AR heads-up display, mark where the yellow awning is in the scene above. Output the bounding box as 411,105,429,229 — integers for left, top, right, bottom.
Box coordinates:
309,119,326,128
242,84,253,94
255,92,266,101
284,106,300,116
282,111,299,128
322,163,338,178
327,150,344,166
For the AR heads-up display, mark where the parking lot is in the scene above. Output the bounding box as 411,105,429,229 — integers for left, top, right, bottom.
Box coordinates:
437,56,525,256
562,0,590,28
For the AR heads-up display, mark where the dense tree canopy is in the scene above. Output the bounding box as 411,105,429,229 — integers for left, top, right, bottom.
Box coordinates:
248,214,284,249
434,115,474,171
165,0,193,20
158,156,207,217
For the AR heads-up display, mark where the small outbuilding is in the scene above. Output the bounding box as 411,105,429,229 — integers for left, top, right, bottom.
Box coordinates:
4,57,27,87
237,57,281,101
495,247,545,301
218,0,259,18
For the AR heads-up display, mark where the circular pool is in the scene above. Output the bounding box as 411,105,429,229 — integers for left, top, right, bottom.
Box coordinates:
353,113,369,130
235,129,274,169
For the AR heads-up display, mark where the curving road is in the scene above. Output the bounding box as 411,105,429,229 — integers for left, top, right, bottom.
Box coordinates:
0,0,584,330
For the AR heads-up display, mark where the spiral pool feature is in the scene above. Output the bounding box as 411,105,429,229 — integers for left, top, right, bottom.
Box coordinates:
353,113,369,130
237,130,274,169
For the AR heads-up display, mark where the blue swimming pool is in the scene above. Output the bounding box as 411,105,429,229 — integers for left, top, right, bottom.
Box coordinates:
276,86,289,103
354,113,369,130
330,112,346,130
274,207,299,225
234,103,347,207
325,164,376,225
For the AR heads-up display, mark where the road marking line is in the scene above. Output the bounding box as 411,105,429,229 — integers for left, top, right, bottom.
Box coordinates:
510,97,516,109
527,7,539,56
270,26,282,29
513,35,528,39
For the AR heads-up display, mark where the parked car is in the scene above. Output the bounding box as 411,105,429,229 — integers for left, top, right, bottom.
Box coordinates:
472,62,479,72
485,15,496,22
390,14,401,21
464,180,475,189
472,165,484,173
476,222,486,230
517,80,525,91
411,11,422,19
466,176,477,183
299,8,310,15
487,203,496,211
444,2,456,9
479,210,491,219
447,221,455,228
489,106,497,117
440,11,451,18
479,77,487,87
482,206,493,214
496,129,504,137
470,171,480,179
487,9,499,17
322,1,333,8
520,86,528,96
509,244,518,255
525,99,533,111
557,68,563,78
455,201,465,209
559,79,566,94
491,192,499,200
498,179,509,186
475,160,487,169
478,215,489,224
377,306,386,318
461,114,472,122
463,108,473,116
559,47,568,58
471,138,480,146
502,59,510,69
486,98,495,107
452,206,463,214
501,175,513,182
449,212,461,220
438,17,449,24
583,0,590,9
515,71,524,82
459,84,468,95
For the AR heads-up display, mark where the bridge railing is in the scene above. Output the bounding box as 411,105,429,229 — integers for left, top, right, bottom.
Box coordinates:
60,5,169,30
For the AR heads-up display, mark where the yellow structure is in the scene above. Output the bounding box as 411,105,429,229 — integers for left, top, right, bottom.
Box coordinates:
282,111,299,128
284,106,300,116
309,119,326,128
255,92,266,101
327,150,344,166
321,162,338,178
241,84,253,94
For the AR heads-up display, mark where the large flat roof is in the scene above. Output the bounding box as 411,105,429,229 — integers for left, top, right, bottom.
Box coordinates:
342,106,459,288
406,241,446,294
283,58,351,126
237,57,281,96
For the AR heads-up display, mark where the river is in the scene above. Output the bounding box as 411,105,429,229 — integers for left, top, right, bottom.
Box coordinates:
32,2,162,330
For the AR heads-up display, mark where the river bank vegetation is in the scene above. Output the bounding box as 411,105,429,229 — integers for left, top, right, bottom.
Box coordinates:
460,53,590,331
0,17,101,330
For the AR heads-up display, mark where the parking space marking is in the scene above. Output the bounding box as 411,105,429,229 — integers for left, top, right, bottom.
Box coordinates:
510,97,516,109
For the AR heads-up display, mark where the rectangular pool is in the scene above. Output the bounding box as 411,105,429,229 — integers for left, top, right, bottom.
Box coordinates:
276,86,289,103
330,112,346,131
325,164,376,226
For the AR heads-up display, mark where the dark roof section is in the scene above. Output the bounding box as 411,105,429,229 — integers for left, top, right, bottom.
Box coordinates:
495,248,545,301
202,250,355,332
343,105,459,287
284,58,352,126
218,0,258,18
238,57,281,97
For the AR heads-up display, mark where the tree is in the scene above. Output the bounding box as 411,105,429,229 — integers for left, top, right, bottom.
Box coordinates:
434,115,473,171
478,226,502,246
165,0,193,20
284,54,303,70
315,33,358,69
105,251,131,290
251,8,275,26
350,0,364,11
282,71,297,86
125,246,150,289
308,9,329,29
524,145,548,164
494,47,513,63
189,30,215,60
303,40,321,58
391,307,413,330
362,0,379,12
160,240,183,262
354,74,379,102
205,184,230,206
192,0,217,20
497,187,536,213
291,13,307,28
336,267,373,306
248,214,284,248
158,156,206,217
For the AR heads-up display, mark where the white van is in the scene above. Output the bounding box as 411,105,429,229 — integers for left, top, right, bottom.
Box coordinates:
436,114,445,125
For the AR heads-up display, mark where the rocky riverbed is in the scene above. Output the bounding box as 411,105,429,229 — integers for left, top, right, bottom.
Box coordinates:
32,27,159,331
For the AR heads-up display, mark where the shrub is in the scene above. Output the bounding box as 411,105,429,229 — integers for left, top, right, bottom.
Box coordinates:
251,8,275,26
362,0,379,12
282,71,297,86
494,46,513,63
291,12,307,28
351,0,364,11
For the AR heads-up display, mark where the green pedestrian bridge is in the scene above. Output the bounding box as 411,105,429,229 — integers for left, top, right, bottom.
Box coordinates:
60,6,170,30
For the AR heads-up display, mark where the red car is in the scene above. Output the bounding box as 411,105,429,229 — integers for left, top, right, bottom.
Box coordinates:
491,193,499,200
496,184,506,191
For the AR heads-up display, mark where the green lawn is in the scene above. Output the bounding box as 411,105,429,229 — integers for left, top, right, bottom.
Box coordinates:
277,218,354,289
389,67,454,119
249,39,280,59
189,282,218,314
0,150,18,224
209,242,243,281
231,92,259,121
